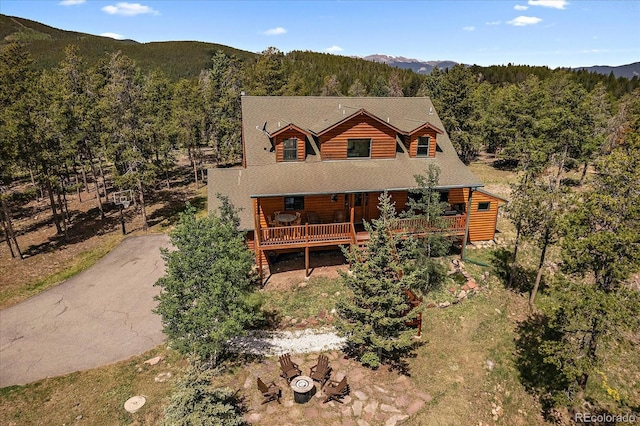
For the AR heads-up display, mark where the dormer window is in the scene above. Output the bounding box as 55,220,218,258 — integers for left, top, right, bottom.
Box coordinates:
283,138,298,161
347,139,371,158
417,136,431,157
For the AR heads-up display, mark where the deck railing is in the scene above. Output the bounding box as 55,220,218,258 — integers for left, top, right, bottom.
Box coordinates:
260,222,352,247
394,215,466,234
258,215,466,248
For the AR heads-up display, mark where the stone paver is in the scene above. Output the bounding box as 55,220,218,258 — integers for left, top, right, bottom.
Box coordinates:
241,350,432,425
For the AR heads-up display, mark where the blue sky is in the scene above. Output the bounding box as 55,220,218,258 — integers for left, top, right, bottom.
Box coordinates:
1,0,638,68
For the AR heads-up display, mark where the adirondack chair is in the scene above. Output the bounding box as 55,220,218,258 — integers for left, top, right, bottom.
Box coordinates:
278,353,301,382
323,376,350,404
309,354,332,388
257,377,281,405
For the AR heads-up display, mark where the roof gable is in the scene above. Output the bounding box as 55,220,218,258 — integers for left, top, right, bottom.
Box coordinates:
316,108,405,137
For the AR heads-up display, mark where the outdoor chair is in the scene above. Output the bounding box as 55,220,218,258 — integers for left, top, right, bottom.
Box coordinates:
306,211,321,224
333,210,346,222
267,216,282,227
323,376,350,404
278,353,302,382
293,212,302,226
257,377,282,405
309,354,332,388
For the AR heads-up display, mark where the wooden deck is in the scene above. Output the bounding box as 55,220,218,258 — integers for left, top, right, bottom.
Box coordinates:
256,215,466,250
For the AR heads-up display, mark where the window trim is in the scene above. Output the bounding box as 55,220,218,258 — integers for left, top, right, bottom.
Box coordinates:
416,136,431,157
477,201,491,212
346,138,372,159
282,138,298,162
284,196,304,211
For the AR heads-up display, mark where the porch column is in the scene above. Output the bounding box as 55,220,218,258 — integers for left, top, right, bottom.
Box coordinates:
305,223,310,277
253,198,263,283
461,188,475,260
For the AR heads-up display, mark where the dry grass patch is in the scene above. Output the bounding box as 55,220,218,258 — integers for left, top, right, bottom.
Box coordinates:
0,345,186,425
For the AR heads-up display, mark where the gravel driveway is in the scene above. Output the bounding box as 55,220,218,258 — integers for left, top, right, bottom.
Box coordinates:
0,235,170,387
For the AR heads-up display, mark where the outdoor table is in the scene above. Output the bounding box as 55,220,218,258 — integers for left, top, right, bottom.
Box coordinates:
275,213,297,225
290,375,315,403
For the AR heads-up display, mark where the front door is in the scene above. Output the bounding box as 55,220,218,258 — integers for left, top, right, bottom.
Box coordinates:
348,193,367,224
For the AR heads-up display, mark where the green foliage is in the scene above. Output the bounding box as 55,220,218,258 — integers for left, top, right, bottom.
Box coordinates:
336,192,418,368
402,164,450,294
539,277,640,406
154,200,262,366
162,363,247,426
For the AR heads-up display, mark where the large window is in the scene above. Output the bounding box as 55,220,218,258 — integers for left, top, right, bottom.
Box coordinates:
347,139,371,158
283,138,298,161
284,196,304,211
417,136,431,157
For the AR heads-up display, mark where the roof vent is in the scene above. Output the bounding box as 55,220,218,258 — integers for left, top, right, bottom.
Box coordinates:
429,107,433,115
387,117,390,123
338,103,341,109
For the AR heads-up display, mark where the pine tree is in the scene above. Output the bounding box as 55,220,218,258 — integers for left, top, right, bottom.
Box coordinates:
401,164,450,294
336,192,418,368
162,363,247,426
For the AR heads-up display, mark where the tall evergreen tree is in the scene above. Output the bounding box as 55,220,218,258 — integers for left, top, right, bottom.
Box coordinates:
336,192,418,369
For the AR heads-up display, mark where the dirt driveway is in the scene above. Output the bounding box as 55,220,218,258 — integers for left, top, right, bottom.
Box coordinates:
0,235,170,387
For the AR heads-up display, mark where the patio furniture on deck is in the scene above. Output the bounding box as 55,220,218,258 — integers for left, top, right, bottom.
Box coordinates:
275,213,297,225
279,353,302,382
257,377,282,404
333,210,346,222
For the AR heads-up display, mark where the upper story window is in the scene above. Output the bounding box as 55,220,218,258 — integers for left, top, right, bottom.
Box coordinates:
417,136,431,157
283,138,298,161
347,139,371,158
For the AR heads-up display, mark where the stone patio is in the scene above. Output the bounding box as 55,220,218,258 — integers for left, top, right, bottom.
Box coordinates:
237,350,432,426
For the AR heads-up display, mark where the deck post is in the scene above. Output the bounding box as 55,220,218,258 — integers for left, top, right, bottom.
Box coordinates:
461,188,475,260
305,223,310,277
253,198,263,284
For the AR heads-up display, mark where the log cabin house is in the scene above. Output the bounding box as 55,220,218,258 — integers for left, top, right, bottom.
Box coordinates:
208,96,506,278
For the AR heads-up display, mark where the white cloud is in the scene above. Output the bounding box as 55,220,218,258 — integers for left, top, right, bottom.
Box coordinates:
263,27,287,35
100,32,125,40
507,16,543,26
102,2,159,16
325,45,344,53
463,26,475,31
485,20,501,25
514,5,529,10
59,0,85,5
528,0,568,9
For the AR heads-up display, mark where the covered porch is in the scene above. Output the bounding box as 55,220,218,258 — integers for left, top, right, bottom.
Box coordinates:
252,190,469,280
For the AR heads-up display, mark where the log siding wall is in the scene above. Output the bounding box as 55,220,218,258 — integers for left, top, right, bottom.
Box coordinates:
448,188,501,241
319,115,397,160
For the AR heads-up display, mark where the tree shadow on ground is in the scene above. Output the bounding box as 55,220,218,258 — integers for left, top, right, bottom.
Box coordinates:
146,190,206,228
21,205,122,257
491,247,540,294
340,342,421,377
515,312,568,418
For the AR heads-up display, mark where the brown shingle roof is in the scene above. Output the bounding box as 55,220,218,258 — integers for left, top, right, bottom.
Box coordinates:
208,96,483,230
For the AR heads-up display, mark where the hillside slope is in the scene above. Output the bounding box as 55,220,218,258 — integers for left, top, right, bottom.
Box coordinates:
0,14,256,79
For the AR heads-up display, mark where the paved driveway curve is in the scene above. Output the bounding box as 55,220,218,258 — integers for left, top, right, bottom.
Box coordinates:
0,235,170,387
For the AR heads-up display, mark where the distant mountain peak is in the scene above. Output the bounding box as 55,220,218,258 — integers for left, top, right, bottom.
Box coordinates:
363,54,458,74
